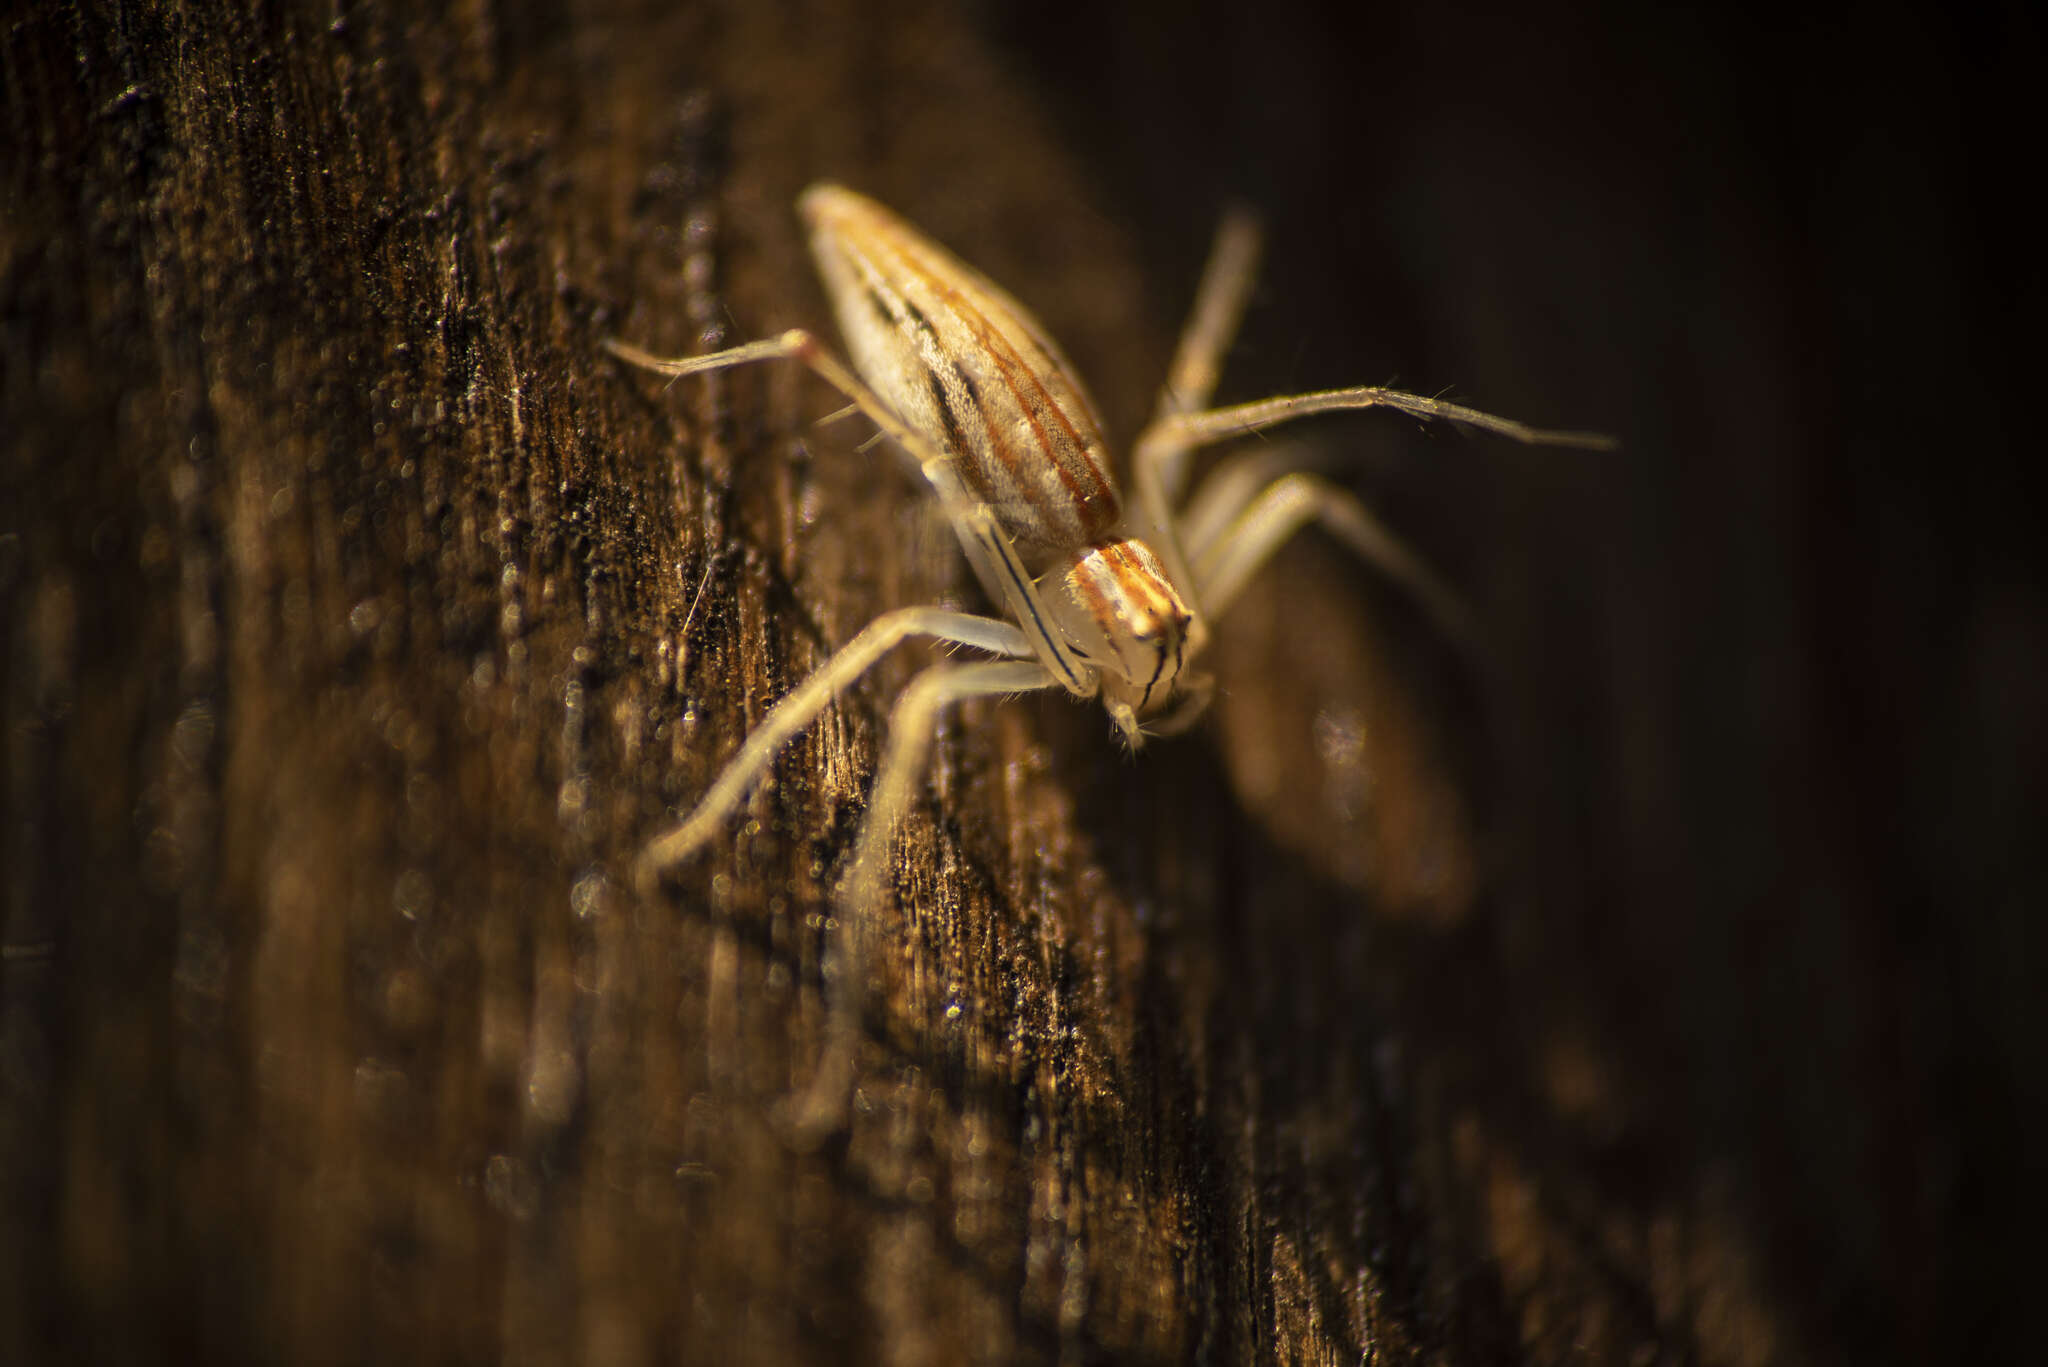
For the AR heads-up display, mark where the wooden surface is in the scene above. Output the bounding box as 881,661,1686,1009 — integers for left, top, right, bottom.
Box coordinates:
4,2,2038,1364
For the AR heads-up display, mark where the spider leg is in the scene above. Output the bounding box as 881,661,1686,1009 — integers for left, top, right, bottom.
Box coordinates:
1154,207,1264,433
1180,446,1482,659
789,657,1058,1145
633,607,1034,896
1131,355,1614,545
1126,209,1263,627
1142,385,1619,467
1132,374,1613,661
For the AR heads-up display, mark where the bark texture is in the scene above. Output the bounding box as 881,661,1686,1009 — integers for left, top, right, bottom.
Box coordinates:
4,2,2037,1364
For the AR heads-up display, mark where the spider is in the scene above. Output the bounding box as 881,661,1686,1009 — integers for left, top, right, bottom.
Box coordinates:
610,183,1609,1135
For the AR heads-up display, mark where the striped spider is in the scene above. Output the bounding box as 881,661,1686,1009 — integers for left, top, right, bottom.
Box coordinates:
611,183,1608,1135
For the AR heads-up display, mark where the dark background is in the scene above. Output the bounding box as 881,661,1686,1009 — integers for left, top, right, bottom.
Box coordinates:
4,1,2038,1363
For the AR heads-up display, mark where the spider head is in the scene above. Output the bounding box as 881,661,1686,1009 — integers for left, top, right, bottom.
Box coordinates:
1052,537,1197,749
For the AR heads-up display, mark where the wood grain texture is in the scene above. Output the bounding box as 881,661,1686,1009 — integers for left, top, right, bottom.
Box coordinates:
4,2,2037,1365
